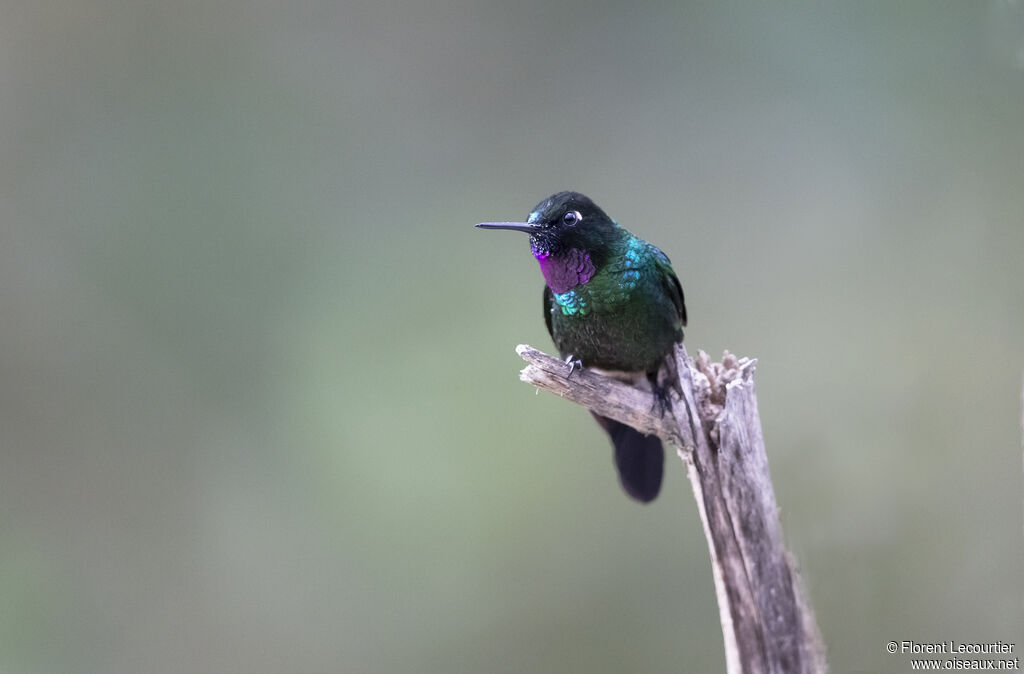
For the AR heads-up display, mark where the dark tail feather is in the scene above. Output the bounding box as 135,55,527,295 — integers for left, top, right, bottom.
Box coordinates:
592,413,664,503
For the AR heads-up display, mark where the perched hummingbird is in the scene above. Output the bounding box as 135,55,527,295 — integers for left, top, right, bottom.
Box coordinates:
477,191,687,503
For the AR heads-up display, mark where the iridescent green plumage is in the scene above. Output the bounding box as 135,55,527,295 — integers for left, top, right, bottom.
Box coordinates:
477,191,687,503
544,230,685,374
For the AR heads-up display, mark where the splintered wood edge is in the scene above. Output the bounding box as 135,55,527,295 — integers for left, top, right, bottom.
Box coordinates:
515,344,681,441
513,342,824,673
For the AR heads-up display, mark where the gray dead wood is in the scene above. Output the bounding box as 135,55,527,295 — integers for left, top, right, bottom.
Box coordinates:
516,343,827,674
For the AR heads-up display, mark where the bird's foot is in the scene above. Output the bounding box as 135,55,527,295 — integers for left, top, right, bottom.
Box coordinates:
564,354,584,377
652,384,674,418
646,371,675,418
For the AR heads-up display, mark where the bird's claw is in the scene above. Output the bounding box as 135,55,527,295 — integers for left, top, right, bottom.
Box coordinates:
648,377,675,418
651,387,673,417
564,354,584,377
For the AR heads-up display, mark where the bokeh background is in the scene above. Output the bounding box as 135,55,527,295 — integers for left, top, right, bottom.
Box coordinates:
2,1,1022,672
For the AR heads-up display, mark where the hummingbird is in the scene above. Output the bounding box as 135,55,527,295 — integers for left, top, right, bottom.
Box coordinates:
477,191,687,503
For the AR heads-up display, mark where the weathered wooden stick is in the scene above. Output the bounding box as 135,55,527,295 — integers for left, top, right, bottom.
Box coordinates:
517,343,827,674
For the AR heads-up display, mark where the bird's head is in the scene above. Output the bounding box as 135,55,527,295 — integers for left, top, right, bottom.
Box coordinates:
476,191,620,261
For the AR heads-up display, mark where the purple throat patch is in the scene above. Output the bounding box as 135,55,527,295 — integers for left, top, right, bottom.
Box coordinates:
535,248,596,294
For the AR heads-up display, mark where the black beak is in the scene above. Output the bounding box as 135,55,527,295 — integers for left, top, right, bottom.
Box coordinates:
475,222,540,233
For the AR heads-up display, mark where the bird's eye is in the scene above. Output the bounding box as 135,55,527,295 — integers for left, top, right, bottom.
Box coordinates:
562,210,581,226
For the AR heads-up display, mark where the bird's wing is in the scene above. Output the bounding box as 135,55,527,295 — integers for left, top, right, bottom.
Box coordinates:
648,244,687,327
543,284,555,338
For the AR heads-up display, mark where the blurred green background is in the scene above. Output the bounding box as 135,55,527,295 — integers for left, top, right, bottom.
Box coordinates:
1,1,1022,672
